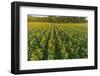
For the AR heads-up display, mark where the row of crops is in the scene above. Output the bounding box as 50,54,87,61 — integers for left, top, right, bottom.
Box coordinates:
28,22,88,61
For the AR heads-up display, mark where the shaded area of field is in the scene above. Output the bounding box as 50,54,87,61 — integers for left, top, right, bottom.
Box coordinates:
28,22,88,61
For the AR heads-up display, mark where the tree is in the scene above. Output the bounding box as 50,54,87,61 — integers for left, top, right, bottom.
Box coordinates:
28,15,87,23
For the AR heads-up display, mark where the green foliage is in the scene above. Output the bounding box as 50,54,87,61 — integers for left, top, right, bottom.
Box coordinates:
28,15,87,23
28,22,88,61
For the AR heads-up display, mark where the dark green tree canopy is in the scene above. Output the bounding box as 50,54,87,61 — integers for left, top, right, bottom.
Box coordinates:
28,15,87,23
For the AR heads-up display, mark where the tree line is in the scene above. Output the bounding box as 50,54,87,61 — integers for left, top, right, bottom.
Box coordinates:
28,16,87,23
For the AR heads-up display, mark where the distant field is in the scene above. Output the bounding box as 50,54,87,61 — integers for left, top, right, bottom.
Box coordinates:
28,22,88,61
